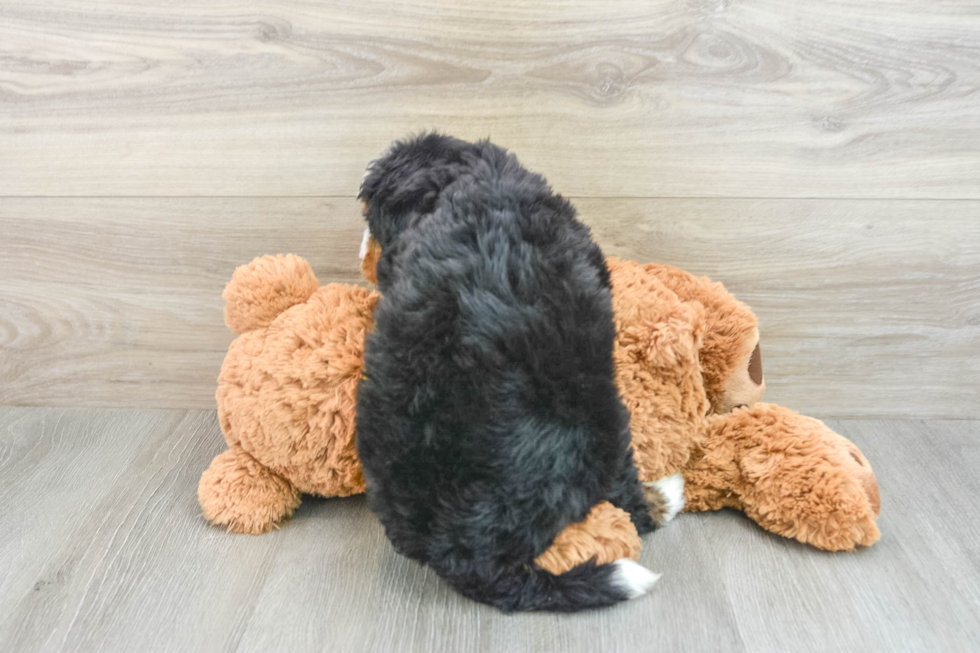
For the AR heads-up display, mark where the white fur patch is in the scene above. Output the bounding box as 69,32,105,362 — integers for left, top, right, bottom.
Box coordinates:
359,227,371,261
611,559,661,599
645,473,686,523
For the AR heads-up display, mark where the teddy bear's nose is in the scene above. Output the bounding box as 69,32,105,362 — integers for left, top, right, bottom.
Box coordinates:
748,343,763,386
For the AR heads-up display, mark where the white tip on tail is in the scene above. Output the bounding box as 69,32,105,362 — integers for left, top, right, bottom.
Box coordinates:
611,559,661,599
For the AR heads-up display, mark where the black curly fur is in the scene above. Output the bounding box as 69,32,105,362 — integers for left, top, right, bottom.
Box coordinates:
355,133,655,612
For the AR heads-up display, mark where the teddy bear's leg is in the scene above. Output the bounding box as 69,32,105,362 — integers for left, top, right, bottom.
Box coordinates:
198,446,301,534
533,502,645,576
687,404,881,551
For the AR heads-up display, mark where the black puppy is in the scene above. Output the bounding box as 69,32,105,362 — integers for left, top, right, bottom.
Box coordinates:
356,133,658,612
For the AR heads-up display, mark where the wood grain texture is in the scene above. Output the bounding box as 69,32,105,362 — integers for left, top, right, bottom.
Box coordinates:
2,1,979,197
2,197,976,417
0,197,369,409
0,408,286,653
1,407,978,652
580,198,980,419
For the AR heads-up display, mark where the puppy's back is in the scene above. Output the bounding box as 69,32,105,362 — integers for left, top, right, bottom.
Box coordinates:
356,135,656,611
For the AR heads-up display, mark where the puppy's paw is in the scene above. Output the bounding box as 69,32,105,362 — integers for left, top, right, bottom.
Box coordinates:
611,559,661,599
643,473,686,525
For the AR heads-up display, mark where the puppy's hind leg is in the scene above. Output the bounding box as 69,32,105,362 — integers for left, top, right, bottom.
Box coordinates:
643,473,686,526
532,502,660,603
534,501,642,574
606,445,658,535
424,480,658,611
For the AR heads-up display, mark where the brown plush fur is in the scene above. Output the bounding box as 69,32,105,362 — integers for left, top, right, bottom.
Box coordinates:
607,258,709,481
533,502,642,575
200,255,379,533
223,253,322,336
640,262,766,413
199,446,301,534
200,252,880,569
685,404,880,550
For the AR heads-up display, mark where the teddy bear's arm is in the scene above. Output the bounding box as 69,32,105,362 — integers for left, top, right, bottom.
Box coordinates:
686,403,880,551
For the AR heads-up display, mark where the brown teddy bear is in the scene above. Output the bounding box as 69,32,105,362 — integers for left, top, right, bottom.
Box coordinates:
199,249,880,574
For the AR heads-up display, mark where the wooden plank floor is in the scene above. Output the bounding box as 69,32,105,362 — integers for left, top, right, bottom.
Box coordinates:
1,406,978,653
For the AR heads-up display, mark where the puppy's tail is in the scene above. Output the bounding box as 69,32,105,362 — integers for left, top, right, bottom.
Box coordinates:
435,557,659,613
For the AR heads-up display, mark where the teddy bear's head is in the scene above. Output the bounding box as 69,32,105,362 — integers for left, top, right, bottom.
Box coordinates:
217,255,378,499
605,258,769,489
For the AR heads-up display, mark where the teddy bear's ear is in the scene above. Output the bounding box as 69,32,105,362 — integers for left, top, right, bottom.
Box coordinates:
709,328,766,414
223,254,320,334
635,263,763,413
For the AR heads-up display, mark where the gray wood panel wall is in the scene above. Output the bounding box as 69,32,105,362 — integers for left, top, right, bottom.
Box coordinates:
1,1,978,418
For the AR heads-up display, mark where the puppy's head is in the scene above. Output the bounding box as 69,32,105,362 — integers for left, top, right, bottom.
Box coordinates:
357,132,477,252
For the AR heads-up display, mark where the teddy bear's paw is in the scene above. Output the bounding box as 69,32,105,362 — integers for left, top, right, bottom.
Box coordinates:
785,440,882,551
642,473,686,525
198,448,301,535
730,406,883,551
752,492,881,552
